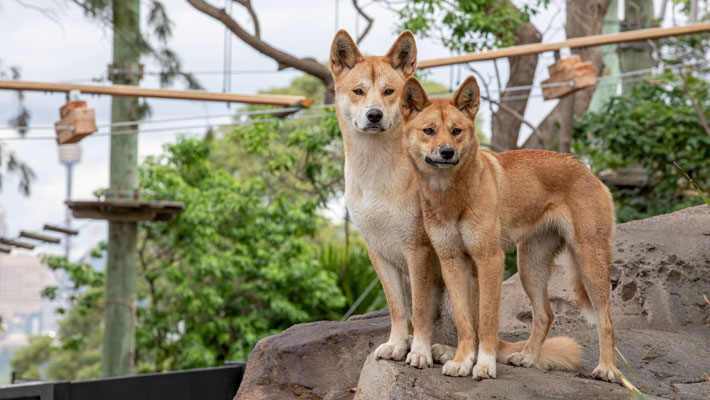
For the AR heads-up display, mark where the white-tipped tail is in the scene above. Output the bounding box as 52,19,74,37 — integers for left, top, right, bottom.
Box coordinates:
498,336,582,372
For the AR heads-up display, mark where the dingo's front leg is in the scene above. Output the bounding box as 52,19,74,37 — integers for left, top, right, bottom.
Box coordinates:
368,248,410,361
471,249,505,380
405,245,436,369
438,253,477,377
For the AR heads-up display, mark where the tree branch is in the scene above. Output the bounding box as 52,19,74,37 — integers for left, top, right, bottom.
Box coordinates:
234,0,260,38
352,0,374,45
523,0,612,150
482,94,543,151
187,0,334,102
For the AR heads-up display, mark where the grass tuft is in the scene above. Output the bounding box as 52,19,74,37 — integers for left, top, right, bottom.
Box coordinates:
615,347,648,400
673,161,710,206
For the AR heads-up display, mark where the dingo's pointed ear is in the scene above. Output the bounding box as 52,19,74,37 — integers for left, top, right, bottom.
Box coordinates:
400,77,430,121
330,30,364,79
385,31,417,77
453,76,481,120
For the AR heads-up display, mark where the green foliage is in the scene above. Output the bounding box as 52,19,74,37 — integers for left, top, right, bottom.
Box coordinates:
574,71,710,222
10,336,53,380
0,61,35,195
316,226,386,318
0,145,35,196
214,114,344,207
9,293,103,382
385,0,548,52
136,137,345,369
13,136,348,379
260,74,326,104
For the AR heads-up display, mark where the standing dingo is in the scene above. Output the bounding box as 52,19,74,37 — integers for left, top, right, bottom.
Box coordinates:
399,75,620,381
330,30,582,376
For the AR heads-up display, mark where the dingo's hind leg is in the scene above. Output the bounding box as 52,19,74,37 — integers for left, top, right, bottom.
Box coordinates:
507,231,563,368
571,237,620,382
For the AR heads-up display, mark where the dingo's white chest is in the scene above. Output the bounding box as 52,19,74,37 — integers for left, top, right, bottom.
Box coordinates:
346,184,420,270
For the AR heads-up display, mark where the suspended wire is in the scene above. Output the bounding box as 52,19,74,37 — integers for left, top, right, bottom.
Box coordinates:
0,111,337,142
2,59,707,139
0,105,316,132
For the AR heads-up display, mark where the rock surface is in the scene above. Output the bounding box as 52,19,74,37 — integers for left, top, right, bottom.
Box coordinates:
236,206,710,400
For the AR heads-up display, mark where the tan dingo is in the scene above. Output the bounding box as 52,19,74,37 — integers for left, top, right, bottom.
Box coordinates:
399,75,620,381
330,30,581,376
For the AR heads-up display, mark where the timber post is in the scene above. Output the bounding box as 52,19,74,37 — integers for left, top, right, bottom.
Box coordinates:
102,0,141,378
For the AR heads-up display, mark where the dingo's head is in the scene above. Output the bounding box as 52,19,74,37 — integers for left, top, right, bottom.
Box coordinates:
330,30,417,135
400,76,481,172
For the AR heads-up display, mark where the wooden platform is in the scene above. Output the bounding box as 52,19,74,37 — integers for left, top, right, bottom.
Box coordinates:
66,199,185,222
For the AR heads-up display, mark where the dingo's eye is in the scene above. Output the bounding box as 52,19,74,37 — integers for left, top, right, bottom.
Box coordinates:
384,88,394,96
423,128,434,135
452,128,462,136
353,88,364,96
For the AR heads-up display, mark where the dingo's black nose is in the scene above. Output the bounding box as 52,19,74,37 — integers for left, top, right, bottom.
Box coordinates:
366,109,383,123
439,146,455,160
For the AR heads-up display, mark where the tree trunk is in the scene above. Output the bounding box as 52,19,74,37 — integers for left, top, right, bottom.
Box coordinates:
490,20,542,151
523,0,612,150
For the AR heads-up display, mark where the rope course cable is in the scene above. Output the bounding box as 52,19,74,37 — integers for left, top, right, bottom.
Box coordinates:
0,111,337,141
1,59,707,141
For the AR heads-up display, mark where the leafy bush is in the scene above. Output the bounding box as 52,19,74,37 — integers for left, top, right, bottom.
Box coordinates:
574,71,710,222
12,137,347,380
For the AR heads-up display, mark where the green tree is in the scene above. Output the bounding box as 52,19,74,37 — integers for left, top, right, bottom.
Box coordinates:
0,62,35,195
12,136,347,379
136,137,345,369
385,0,547,52
574,71,710,222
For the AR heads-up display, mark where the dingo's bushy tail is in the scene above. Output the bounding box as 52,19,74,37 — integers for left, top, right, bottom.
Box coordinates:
497,336,582,371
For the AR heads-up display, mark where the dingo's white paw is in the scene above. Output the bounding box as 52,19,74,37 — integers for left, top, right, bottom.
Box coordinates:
431,344,456,365
406,350,432,369
406,338,432,369
507,351,536,368
374,340,408,361
592,364,619,382
442,358,474,377
472,353,497,380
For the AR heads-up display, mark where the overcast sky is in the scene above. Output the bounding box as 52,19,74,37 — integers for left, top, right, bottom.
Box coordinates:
1,0,660,260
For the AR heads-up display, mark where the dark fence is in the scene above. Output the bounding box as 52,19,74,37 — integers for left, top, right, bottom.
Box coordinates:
0,363,245,400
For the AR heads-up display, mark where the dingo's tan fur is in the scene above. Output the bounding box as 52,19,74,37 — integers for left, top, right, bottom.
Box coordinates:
330,30,582,377
400,75,620,381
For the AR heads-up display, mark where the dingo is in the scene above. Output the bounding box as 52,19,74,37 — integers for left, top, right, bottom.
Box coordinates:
399,75,620,381
330,30,581,376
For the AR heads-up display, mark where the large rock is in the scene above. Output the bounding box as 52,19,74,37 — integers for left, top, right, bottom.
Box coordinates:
235,310,389,400
236,206,710,400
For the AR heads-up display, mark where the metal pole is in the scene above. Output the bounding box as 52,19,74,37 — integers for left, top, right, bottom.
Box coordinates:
65,163,73,258
102,0,140,378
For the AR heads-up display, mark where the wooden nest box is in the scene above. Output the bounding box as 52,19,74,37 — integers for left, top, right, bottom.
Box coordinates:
541,55,596,100
55,92,97,144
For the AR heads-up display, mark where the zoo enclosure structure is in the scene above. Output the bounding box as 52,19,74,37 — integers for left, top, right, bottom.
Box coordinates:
417,22,710,68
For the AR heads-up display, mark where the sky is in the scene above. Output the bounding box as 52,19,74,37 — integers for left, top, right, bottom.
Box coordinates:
0,0,672,260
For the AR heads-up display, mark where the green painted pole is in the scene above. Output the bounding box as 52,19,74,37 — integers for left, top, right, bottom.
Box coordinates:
102,0,140,378
590,0,621,112
620,0,655,94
